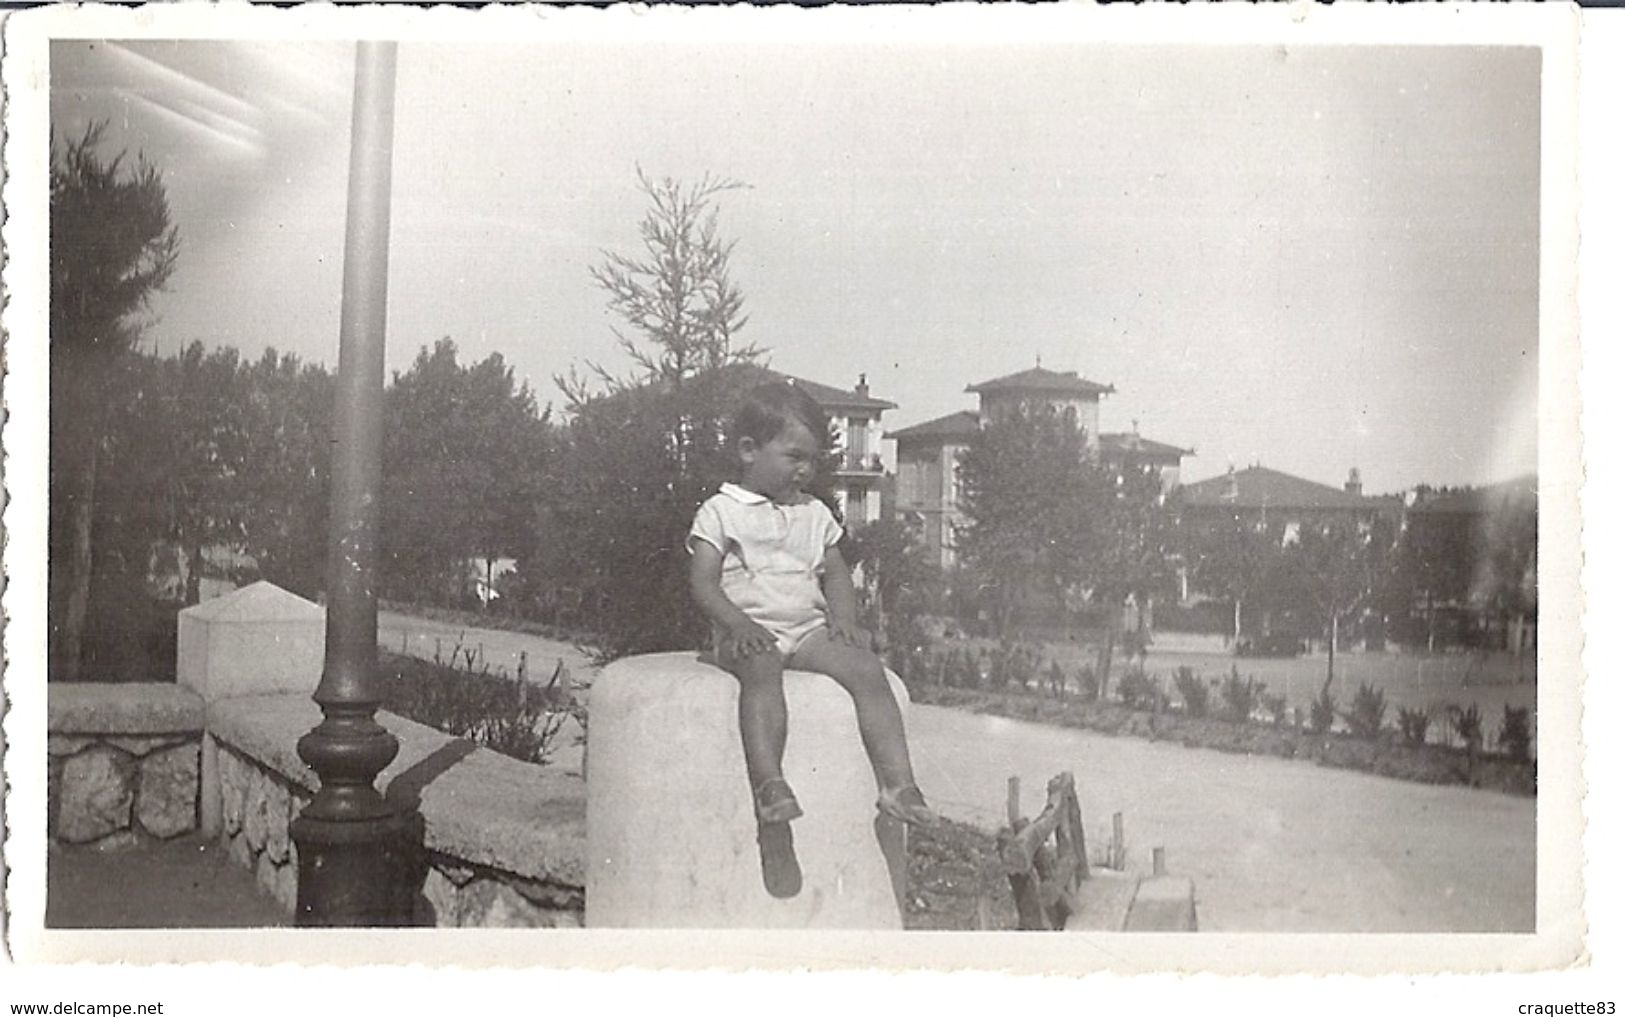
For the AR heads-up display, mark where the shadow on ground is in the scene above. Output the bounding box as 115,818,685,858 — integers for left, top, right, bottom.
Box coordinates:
48,833,290,928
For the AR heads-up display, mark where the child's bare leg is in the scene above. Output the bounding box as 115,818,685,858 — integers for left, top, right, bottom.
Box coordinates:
787,630,918,793
727,649,790,794
723,648,803,898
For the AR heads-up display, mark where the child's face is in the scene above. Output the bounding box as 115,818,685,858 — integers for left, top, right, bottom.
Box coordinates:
740,418,819,502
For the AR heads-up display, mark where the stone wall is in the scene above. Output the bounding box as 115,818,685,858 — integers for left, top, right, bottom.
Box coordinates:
216,740,307,914
207,692,585,927
49,582,587,927
47,684,204,849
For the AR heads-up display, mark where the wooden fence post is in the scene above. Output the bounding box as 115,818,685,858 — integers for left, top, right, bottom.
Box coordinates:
1001,771,1090,930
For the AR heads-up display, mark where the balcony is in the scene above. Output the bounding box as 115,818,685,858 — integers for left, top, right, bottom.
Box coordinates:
837,452,885,475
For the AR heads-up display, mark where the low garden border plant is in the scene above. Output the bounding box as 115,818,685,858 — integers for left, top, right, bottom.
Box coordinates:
1499,705,1532,763
379,648,582,767
1173,666,1209,718
1221,667,1265,724
1344,682,1389,740
1398,706,1431,747
896,640,1534,797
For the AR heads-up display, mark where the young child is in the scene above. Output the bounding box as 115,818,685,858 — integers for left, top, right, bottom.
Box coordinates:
688,381,939,895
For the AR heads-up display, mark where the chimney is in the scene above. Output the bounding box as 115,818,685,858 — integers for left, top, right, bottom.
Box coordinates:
855,373,869,400
1345,468,1363,497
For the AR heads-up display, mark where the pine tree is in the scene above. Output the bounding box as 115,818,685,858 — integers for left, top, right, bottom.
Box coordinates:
49,122,180,679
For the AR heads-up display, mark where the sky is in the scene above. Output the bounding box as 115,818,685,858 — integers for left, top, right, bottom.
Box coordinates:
48,33,1543,495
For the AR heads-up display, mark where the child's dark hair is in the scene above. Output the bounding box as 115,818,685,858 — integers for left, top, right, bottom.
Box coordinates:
733,380,828,448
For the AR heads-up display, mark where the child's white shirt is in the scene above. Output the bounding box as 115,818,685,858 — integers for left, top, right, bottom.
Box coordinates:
687,482,844,655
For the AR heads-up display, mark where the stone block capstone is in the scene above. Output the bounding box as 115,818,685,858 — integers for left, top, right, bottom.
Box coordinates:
587,651,909,929
177,581,324,701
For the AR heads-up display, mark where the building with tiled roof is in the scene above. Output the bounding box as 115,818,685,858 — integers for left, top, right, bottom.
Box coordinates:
885,365,1189,569
885,410,982,442
611,362,897,526
1175,464,1401,615
1097,432,1192,461
1176,464,1399,542
776,371,897,415
884,411,982,567
965,366,1116,397
769,369,894,527
1179,464,1383,514
1098,431,1194,493
965,366,1116,440
1173,464,1401,644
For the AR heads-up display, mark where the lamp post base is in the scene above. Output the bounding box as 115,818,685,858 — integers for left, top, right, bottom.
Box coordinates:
291,808,423,927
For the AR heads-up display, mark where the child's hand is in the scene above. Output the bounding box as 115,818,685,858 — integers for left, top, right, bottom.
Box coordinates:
722,620,778,661
828,619,872,651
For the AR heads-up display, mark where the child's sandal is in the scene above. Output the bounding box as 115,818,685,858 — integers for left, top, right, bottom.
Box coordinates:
876,784,942,828
754,777,804,825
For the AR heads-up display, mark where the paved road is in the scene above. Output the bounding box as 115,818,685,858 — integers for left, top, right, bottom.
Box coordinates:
379,610,596,680
378,612,1536,933
908,704,1534,933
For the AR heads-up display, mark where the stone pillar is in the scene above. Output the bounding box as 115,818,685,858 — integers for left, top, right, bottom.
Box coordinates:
587,652,908,929
178,581,324,835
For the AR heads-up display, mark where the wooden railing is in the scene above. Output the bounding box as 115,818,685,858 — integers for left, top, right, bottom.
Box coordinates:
998,771,1090,930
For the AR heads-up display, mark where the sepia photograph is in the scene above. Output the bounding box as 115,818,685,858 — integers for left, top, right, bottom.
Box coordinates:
1,0,1589,983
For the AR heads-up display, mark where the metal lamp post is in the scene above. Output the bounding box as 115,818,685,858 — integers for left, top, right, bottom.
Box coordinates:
290,40,417,926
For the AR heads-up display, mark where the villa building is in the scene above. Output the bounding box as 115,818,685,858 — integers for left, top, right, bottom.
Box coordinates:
885,409,980,569
887,365,1191,569
1172,464,1401,641
1176,464,1396,542
776,371,895,527
967,366,1115,437
582,363,896,528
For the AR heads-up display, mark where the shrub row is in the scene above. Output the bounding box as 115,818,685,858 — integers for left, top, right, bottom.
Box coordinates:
377,649,583,767
908,684,1535,797
891,642,1533,794
892,642,1530,757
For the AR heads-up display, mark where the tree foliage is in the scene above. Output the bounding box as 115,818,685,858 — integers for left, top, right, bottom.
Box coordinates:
579,169,758,390
1080,458,1181,678
1085,460,1181,615
1482,497,1538,622
541,171,795,661
954,404,1178,652
1281,515,1392,684
954,404,1094,638
49,122,180,679
1391,507,1474,650
540,370,751,659
844,512,936,637
236,349,334,598
1185,511,1290,642
50,123,180,362
94,345,333,603
70,329,563,677
381,338,553,606
157,343,252,603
